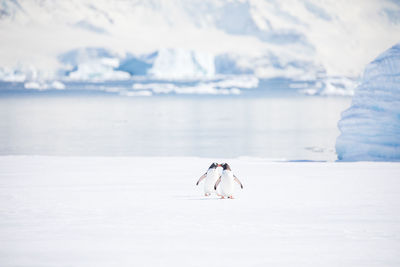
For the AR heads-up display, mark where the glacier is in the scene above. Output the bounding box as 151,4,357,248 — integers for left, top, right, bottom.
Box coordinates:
1,0,399,96
336,43,400,161
0,46,261,95
58,48,216,80
1,45,356,96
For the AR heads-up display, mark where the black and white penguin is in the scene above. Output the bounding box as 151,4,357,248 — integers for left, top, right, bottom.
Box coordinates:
214,163,243,199
196,162,221,196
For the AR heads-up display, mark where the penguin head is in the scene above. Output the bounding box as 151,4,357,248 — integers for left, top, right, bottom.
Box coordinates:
221,163,231,171
209,162,219,169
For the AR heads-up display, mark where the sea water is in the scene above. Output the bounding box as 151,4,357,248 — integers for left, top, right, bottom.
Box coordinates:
0,95,350,161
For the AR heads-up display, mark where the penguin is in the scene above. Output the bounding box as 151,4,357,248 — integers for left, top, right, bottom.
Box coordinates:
214,163,243,199
196,162,221,196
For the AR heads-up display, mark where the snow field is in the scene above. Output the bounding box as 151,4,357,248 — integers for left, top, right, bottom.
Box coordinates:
0,156,399,266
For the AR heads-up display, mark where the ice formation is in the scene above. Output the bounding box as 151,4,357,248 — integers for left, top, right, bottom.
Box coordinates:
24,81,66,91
58,48,130,81
0,67,26,82
336,43,400,161
130,75,258,95
148,48,215,79
1,0,400,87
298,77,357,96
117,52,157,76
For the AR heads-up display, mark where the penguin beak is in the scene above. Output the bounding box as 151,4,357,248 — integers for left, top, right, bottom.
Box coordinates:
217,164,222,167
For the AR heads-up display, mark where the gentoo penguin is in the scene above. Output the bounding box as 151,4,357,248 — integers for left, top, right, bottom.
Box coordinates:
214,163,243,199
196,162,221,196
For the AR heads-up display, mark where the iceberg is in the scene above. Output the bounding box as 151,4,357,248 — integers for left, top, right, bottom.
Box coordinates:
299,77,357,96
24,80,66,90
117,52,157,76
336,43,400,161
0,67,27,82
57,48,215,81
130,75,258,95
58,48,131,81
66,58,131,81
148,48,215,79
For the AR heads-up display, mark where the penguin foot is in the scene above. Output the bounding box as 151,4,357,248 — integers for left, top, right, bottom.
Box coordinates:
221,196,225,199
228,196,234,199
205,193,211,196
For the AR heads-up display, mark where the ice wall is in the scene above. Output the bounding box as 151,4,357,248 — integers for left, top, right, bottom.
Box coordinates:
58,48,130,81
148,49,215,79
57,48,216,80
336,43,400,161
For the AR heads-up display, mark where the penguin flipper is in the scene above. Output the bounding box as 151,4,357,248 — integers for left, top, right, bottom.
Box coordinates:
196,173,207,185
214,176,221,190
233,175,243,189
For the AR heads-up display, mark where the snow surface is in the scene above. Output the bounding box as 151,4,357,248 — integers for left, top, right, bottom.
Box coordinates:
336,43,400,161
1,156,400,266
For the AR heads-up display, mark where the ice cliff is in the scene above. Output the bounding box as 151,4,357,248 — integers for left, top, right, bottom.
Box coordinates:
336,43,400,161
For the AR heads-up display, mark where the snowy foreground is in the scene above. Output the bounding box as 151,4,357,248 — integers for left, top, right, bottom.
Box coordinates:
1,156,400,267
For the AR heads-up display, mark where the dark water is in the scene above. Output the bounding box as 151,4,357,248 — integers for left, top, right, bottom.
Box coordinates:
0,95,351,161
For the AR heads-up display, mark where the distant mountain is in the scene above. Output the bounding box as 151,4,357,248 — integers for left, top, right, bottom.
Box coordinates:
0,0,399,95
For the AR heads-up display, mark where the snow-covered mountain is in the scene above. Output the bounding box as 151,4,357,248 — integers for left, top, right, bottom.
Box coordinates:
0,0,399,95
336,42,400,161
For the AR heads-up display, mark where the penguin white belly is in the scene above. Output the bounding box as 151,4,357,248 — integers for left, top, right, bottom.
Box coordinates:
220,172,235,197
204,169,219,194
